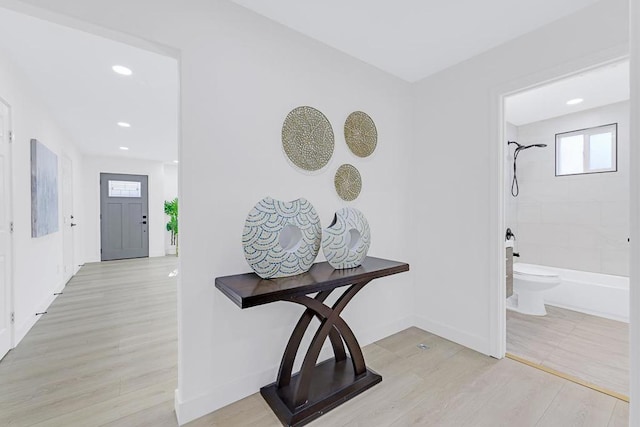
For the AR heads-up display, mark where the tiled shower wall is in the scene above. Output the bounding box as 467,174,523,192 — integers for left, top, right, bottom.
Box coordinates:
507,101,629,276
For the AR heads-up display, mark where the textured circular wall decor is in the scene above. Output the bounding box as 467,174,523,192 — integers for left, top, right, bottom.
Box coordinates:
334,164,362,201
322,207,371,269
242,197,321,279
344,111,377,157
282,106,335,171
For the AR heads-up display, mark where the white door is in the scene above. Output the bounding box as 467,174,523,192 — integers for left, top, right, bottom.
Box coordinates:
62,156,74,282
0,100,13,359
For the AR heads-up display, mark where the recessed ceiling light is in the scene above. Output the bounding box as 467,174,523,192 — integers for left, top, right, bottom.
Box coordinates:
173,160,179,164
112,65,132,76
566,98,583,105
119,146,129,151
117,122,131,128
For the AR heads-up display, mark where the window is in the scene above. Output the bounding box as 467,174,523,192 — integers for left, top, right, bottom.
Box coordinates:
108,180,141,197
555,123,617,176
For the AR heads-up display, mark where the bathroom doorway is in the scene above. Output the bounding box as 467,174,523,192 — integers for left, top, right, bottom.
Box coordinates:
500,59,630,402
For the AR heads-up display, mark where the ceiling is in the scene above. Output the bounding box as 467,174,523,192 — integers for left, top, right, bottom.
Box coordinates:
232,0,600,82
0,7,178,163
506,60,630,126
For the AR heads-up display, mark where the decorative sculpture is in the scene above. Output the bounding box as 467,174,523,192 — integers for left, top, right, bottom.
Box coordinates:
242,197,321,278
322,207,371,269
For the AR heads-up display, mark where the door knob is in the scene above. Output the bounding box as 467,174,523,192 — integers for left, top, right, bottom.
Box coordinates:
141,221,147,224
71,223,77,227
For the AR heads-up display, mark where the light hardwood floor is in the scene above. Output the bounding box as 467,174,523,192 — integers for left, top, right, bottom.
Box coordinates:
0,258,629,426
507,306,629,397
189,326,628,427
0,256,179,427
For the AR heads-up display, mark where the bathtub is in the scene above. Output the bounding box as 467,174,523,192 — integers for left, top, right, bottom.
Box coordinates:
518,264,629,323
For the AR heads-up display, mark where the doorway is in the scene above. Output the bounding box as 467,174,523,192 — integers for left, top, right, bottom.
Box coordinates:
499,59,630,401
0,99,12,359
100,173,149,261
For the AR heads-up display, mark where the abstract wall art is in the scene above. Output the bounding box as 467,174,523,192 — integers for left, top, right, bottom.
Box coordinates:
334,164,362,201
31,139,59,237
344,111,377,157
282,106,334,171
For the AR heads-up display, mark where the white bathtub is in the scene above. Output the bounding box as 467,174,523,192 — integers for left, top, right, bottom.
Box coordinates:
517,264,629,323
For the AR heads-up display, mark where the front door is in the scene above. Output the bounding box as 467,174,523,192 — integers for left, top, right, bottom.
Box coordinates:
100,173,149,261
0,100,12,359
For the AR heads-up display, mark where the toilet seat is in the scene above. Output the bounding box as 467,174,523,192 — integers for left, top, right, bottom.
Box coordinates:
513,264,558,278
513,264,560,285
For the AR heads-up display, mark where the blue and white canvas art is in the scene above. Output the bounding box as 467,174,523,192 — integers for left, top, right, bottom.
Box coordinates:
31,139,59,237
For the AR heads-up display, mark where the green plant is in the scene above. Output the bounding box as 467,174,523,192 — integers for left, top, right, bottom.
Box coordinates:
164,198,178,255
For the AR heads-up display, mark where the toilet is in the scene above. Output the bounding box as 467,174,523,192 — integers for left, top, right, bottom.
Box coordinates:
507,263,561,316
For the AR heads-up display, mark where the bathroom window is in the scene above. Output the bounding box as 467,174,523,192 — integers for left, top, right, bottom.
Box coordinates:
555,123,617,176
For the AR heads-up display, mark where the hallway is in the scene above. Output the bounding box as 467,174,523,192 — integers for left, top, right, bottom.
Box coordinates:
0,257,178,426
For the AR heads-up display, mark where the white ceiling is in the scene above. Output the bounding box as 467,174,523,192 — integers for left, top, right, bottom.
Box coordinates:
0,8,178,163
505,60,630,126
232,0,600,82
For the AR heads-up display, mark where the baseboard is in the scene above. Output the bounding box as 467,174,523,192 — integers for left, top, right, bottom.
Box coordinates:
173,315,416,425
546,302,629,323
413,315,491,356
14,280,65,346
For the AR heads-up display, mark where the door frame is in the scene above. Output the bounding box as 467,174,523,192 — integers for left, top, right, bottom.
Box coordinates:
489,52,630,354
61,155,74,283
0,95,14,353
489,46,624,359
99,172,150,261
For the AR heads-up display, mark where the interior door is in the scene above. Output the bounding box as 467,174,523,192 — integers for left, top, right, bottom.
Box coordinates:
62,156,74,282
100,173,149,261
0,100,12,359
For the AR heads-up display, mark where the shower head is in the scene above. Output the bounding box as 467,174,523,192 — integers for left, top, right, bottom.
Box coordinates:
515,142,547,152
508,141,547,150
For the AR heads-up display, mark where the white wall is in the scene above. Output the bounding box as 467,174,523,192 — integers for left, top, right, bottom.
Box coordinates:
81,155,166,262
0,44,83,344
163,163,178,254
411,0,629,355
510,102,629,276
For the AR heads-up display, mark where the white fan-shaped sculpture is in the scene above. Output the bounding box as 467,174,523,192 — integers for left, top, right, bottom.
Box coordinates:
322,207,371,269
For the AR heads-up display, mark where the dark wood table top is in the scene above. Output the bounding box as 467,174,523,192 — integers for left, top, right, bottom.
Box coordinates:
215,257,409,309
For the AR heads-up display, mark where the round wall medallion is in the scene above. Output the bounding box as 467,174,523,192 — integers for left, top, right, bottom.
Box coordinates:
344,111,377,157
242,197,321,279
334,164,362,201
282,106,335,171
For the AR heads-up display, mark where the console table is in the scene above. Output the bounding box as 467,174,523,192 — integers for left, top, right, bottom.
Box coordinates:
215,256,409,426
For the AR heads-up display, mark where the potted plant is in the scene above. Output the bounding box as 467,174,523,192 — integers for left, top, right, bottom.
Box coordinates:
164,198,178,256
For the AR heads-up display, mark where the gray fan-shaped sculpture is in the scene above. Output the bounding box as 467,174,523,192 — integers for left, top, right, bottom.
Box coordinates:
242,197,321,279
